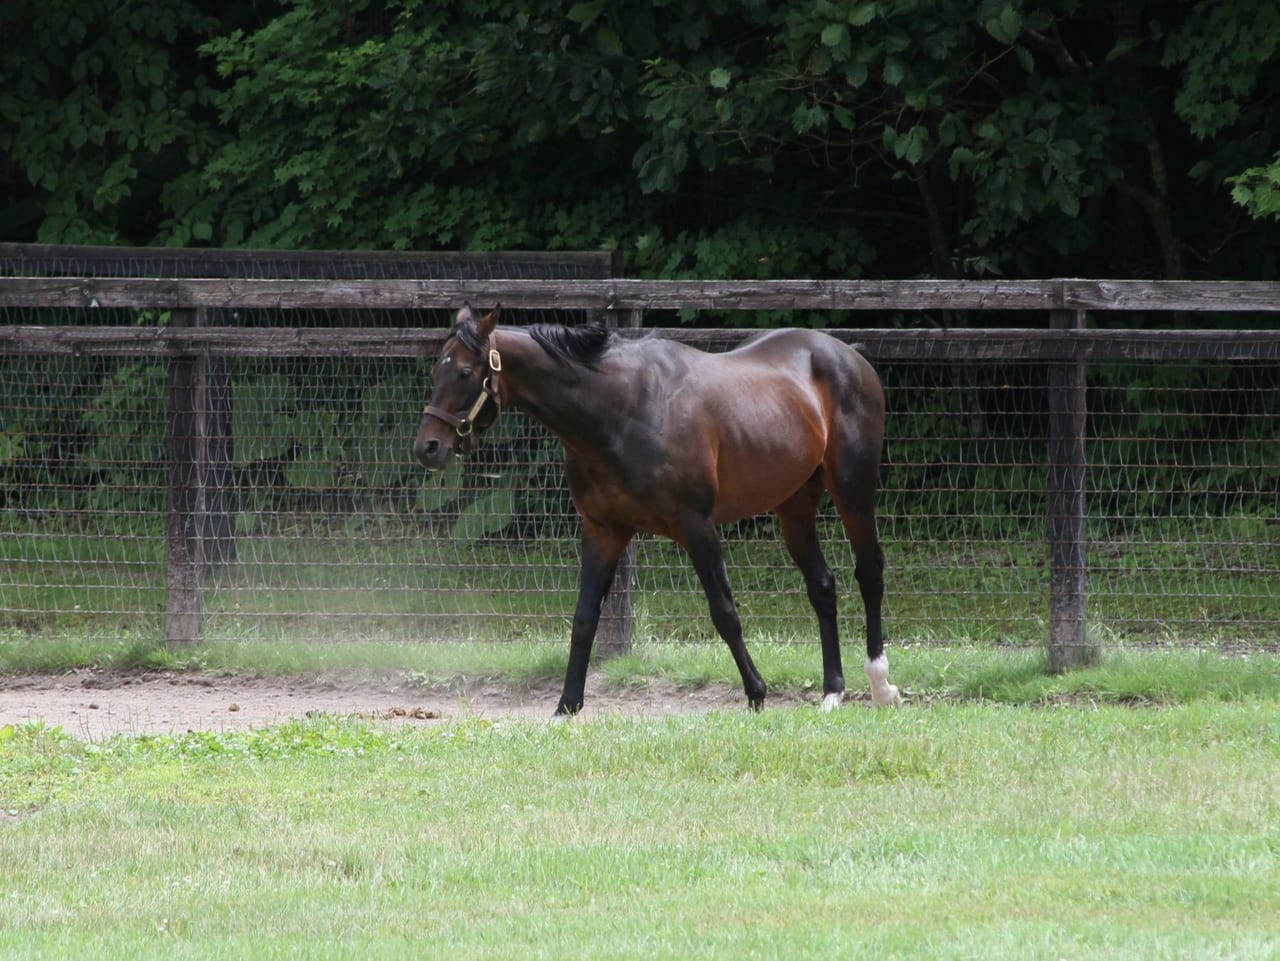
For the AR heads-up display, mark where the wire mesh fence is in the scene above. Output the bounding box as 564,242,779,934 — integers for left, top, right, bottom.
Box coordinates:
1085,359,1278,645
2,319,1277,652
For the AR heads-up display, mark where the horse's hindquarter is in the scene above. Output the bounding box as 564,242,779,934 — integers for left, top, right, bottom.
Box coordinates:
694,371,821,523
711,330,880,519
703,330,874,523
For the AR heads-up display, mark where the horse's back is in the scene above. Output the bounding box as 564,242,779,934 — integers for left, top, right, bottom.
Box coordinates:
718,328,882,415
733,326,875,375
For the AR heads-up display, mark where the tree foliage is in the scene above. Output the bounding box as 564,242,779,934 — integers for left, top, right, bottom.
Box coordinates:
0,0,226,242
3,0,1280,280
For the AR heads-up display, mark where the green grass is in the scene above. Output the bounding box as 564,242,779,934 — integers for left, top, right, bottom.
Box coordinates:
4,624,1280,708
2,698,1278,960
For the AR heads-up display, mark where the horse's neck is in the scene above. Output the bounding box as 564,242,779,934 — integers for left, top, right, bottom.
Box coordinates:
498,328,612,446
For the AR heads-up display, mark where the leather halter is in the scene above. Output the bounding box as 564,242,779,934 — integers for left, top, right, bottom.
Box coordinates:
422,333,503,446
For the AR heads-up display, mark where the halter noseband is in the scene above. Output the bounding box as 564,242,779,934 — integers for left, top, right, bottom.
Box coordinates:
422,333,503,445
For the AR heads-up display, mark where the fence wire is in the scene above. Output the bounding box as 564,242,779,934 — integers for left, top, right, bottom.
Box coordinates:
2,316,1276,651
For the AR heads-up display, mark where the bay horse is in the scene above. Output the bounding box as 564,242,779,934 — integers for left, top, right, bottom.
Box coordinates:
413,306,901,715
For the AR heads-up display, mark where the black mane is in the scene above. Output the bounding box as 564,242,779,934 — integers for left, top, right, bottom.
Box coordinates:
529,322,611,369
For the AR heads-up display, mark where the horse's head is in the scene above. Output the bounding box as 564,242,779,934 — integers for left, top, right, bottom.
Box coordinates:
414,304,503,472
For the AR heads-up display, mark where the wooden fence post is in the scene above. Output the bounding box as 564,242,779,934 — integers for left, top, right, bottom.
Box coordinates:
165,306,236,646
596,306,642,657
1046,309,1096,669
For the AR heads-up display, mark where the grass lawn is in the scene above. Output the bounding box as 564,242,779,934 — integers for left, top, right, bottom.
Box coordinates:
2,643,1279,960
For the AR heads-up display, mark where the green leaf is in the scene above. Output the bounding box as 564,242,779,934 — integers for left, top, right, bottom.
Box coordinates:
709,67,732,90
948,145,978,178
895,124,929,164
791,103,826,134
1106,37,1143,61
451,488,516,542
567,2,603,26
985,7,1022,45
821,24,847,48
938,112,966,146
882,55,905,86
845,62,869,87
849,3,877,27
596,27,622,57
417,467,464,514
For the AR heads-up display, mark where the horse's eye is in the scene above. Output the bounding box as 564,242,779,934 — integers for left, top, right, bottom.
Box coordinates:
460,366,474,378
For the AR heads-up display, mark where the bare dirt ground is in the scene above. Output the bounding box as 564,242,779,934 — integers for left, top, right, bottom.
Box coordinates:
1,671,774,740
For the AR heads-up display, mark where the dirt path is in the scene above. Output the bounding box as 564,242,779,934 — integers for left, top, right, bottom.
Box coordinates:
1,671,765,740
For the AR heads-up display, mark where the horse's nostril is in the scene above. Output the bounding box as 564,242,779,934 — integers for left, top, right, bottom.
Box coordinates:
416,439,441,465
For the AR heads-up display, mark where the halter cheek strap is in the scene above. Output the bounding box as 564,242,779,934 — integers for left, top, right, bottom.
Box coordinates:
422,333,503,440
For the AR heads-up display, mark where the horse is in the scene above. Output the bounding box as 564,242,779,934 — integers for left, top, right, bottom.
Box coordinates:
413,305,901,715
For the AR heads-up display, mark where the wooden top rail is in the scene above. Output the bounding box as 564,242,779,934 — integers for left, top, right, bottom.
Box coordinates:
0,244,620,279
3,325,1278,362
3,277,1280,312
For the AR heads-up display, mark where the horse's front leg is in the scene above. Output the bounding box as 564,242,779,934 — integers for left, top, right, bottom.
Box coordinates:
556,522,634,716
681,514,767,710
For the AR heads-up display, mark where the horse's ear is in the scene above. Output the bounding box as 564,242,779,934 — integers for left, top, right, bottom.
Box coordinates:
476,305,500,336
454,303,474,325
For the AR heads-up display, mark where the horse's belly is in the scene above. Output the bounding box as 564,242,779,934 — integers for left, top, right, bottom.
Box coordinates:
709,438,824,523
710,475,814,524
695,389,826,522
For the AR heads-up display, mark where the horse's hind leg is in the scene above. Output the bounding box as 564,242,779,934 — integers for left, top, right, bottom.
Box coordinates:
776,478,845,711
681,513,767,710
829,451,901,707
846,524,899,706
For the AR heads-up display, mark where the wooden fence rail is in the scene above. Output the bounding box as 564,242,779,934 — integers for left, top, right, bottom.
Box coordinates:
3,271,1279,670
4,276,1280,312
3,324,1280,361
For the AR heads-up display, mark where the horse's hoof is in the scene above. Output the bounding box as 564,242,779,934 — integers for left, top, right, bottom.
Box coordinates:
821,692,843,712
870,683,902,707
864,655,901,707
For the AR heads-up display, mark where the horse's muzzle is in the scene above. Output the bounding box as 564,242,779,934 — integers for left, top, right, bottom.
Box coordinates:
413,434,452,472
